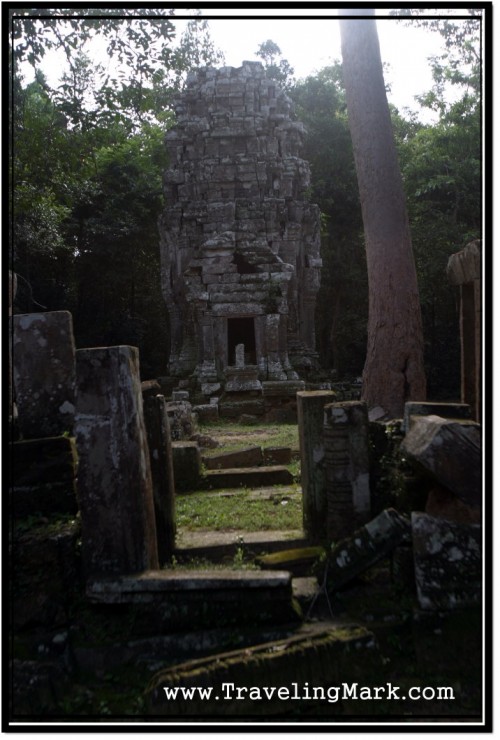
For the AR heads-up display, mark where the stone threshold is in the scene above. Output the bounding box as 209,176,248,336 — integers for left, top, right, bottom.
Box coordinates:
174,528,311,562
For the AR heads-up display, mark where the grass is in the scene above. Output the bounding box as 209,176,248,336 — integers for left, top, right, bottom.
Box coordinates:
198,421,300,456
177,420,303,533
176,485,303,532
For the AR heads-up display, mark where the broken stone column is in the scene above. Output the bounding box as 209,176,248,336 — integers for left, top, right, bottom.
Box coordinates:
323,401,371,541
75,346,159,576
13,311,76,439
447,239,481,422
297,390,336,542
144,394,176,565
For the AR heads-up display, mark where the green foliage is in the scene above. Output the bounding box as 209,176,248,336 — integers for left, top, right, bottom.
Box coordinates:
11,9,224,377
290,66,367,376
390,17,481,397
256,39,295,88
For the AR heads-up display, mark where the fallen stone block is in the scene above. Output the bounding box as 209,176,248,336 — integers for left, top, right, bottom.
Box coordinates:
145,625,379,716
401,415,481,508
411,512,481,611
325,509,411,591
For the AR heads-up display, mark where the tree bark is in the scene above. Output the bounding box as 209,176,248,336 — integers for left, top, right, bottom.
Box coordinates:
340,11,426,418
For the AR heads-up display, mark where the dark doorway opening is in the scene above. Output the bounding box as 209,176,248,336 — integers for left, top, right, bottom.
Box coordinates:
227,316,256,365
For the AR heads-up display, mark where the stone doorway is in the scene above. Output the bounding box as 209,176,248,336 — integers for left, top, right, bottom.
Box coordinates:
227,316,257,366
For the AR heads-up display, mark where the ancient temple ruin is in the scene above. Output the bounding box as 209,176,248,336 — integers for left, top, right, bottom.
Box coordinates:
158,62,322,389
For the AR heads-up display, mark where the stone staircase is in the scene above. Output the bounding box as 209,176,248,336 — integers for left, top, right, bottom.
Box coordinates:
201,443,296,489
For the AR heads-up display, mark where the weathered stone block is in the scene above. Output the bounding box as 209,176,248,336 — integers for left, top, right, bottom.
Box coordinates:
74,346,159,576
145,625,379,716
323,401,371,541
144,395,176,565
171,441,202,492
401,415,481,508
13,311,76,439
411,512,481,610
326,509,411,591
297,390,336,542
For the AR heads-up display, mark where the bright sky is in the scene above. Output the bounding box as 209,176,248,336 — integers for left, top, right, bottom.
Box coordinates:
191,10,474,121
20,10,479,124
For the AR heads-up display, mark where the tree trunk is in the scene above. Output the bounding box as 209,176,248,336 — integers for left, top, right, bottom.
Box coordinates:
339,11,426,418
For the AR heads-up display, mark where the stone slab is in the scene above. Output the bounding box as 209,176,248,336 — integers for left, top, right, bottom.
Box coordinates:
145,624,379,716
203,465,294,488
202,445,263,470
86,568,300,634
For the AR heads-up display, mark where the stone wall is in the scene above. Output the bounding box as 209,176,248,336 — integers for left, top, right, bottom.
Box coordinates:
159,62,322,387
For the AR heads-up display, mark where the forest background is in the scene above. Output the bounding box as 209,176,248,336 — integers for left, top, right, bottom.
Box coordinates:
9,8,483,402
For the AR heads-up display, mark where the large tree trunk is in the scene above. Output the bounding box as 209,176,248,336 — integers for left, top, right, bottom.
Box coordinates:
340,11,426,418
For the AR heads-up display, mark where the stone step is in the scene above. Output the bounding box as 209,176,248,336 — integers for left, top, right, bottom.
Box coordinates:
174,528,310,563
203,465,294,489
86,569,301,634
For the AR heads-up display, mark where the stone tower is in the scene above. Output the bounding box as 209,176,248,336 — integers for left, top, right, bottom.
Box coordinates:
158,62,322,388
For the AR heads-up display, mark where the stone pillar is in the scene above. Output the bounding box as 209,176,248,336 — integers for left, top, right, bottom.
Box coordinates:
297,390,336,542
144,394,176,565
323,401,371,541
446,240,481,422
75,346,159,576
13,311,76,439
266,314,287,380
196,313,217,382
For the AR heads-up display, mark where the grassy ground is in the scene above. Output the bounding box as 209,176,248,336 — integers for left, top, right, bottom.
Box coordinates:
176,485,302,532
177,420,302,533
198,421,300,455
